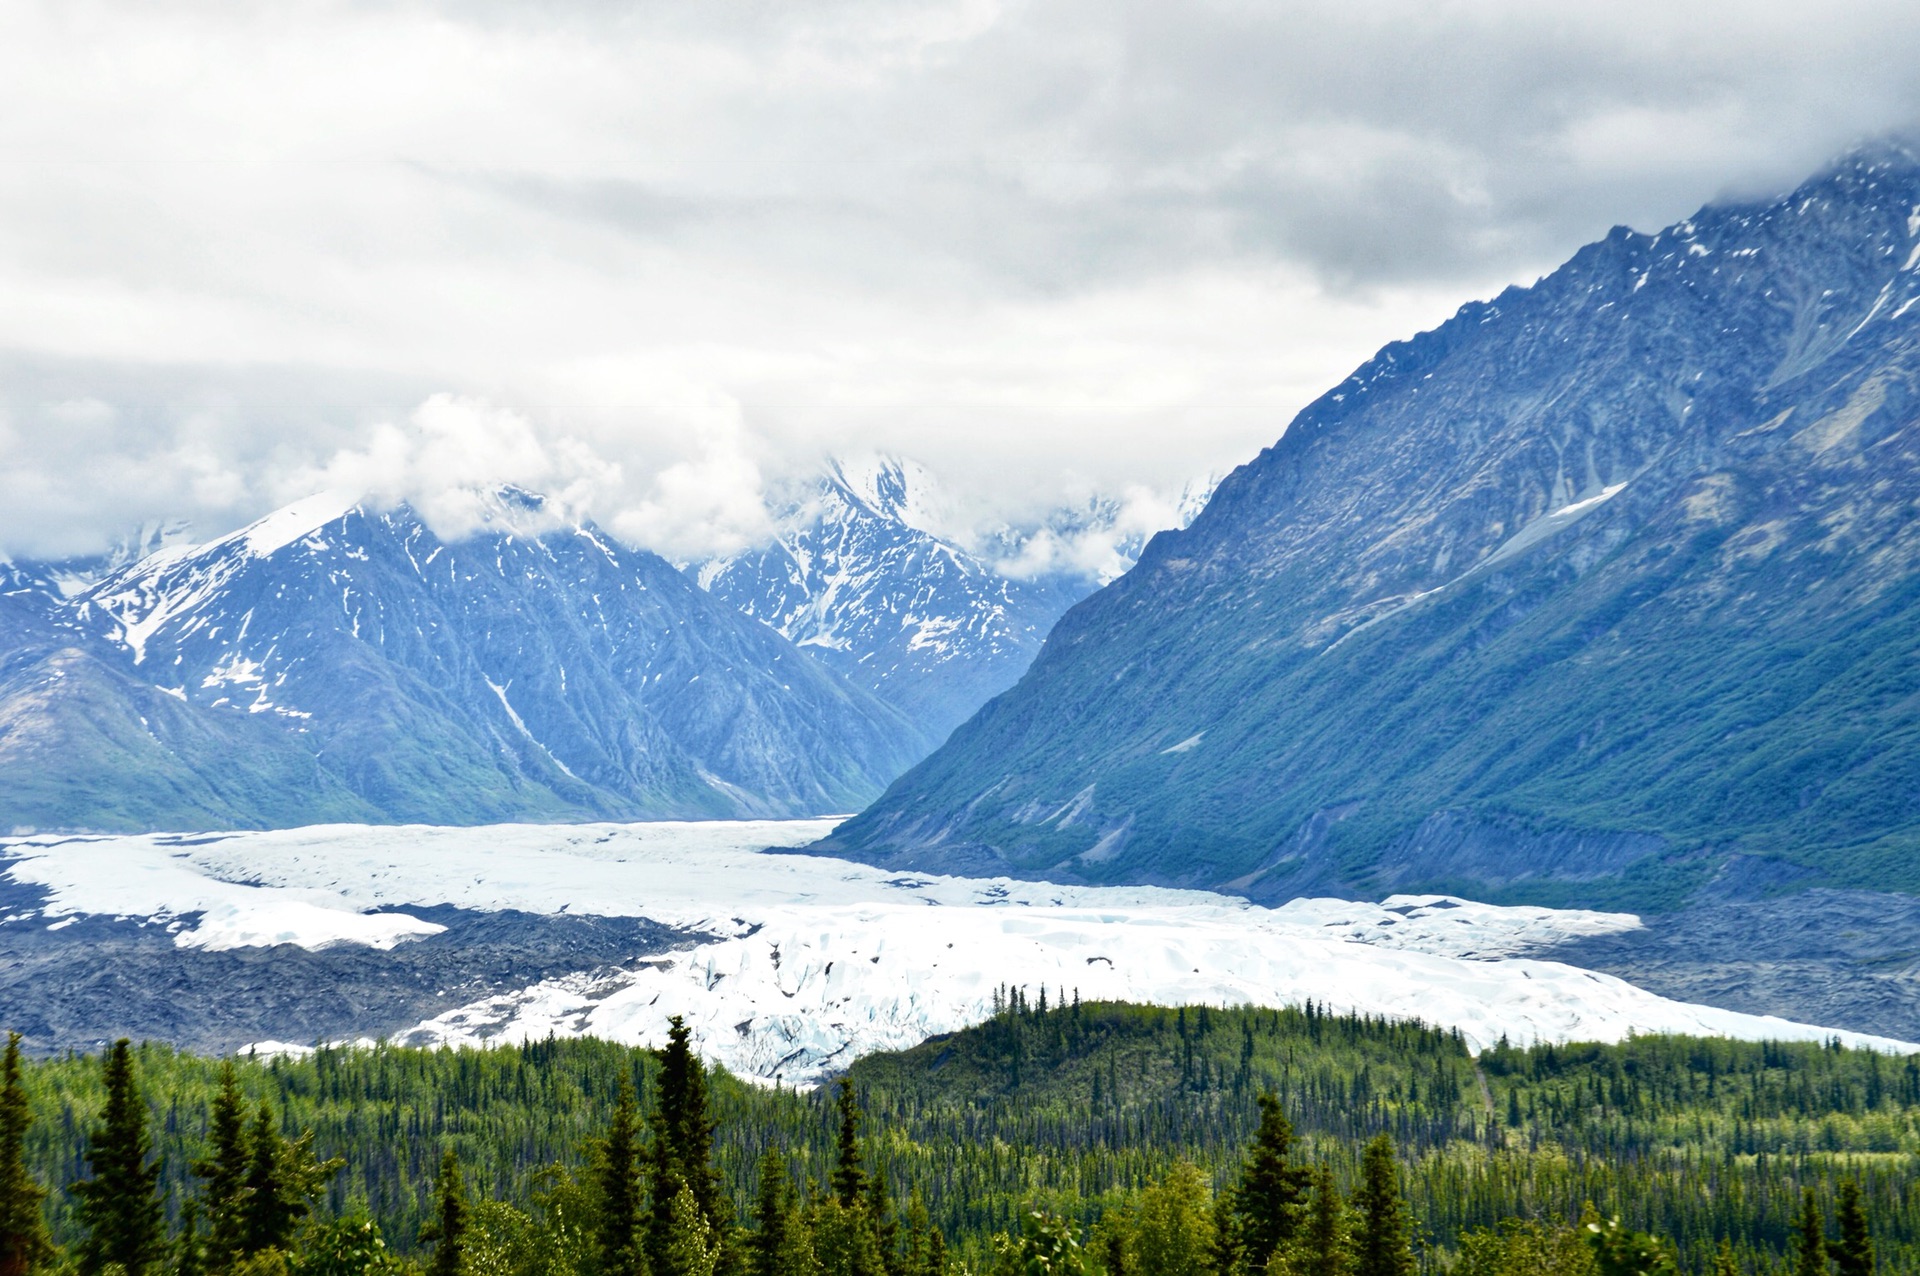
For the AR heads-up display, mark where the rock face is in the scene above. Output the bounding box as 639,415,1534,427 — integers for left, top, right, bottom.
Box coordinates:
821,144,1920,910
0,491,930,831
695,458,1096,742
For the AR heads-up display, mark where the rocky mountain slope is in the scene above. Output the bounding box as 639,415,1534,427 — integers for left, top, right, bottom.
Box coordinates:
695,458,1095,740
820,144,1920,911
0,492,930,831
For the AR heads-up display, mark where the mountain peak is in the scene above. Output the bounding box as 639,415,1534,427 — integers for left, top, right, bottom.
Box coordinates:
228,490,362,558
823,454,948,533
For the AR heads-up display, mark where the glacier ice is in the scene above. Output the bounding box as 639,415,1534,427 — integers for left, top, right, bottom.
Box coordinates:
3,820,1912,1084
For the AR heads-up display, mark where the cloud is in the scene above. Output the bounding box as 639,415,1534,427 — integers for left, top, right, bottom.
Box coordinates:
0,0,1917,558
606,402,775,563
988,480,1214,585
294,394,619,541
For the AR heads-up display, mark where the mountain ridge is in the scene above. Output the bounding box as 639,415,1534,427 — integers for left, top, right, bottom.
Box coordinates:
1,491,931,830
694,456,1194,741
817,144,1920,910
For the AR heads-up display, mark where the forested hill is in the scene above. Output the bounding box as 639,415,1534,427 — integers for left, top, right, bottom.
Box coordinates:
818,143,1920,909
12,1001,1920,1275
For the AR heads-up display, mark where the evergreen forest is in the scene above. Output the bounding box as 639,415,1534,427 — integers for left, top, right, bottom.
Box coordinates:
2,998,1917,1276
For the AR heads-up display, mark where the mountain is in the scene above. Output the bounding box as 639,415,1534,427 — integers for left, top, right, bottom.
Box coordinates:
0,491,930,831
820,144,1920,910
0,549,371,832
25,521,194,600
695,457,1105,741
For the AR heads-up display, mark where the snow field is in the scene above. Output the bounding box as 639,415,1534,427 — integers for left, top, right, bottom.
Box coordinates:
396,896,1915,1085
4,820,1914,1084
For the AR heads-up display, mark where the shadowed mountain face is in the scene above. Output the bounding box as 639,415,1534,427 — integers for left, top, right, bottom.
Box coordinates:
820,146,1920,911
0,493,931,831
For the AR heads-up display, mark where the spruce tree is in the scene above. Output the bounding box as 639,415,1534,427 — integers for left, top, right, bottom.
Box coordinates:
419,1149,468,1276
1833,1181,1873,1276
1215,1199,1243,1276
1794,1190,1829,1276
192,1065,251,1274
177,1202,205,1276
904,1192,932,1276
240,1103,294,1256
665,1186,720,1276
1712,1239,1741,1276
1225,1095,1310,1274
1347,1136,1412,1276
231,1100,335,1261
71,1040,166,1276
811,1198,884,1276
866,1171,900,1276
751,1151,791,1276
831,1080,867,1208
650,1018,726,1273
1294,1167,1347,1276
0,1034,51,1276
598,1077,647,1276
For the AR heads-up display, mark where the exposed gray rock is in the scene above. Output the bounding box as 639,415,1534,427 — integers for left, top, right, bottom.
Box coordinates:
0,876,693,1055
1541,888,1920,1043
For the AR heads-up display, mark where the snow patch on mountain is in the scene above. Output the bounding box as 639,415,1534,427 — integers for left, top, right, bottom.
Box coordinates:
695,457,1215,738
237,490,361,557
4,821,1910,1085
78,496,356,665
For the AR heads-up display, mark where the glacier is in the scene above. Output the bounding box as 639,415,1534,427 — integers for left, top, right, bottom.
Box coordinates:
3,820,1912,1084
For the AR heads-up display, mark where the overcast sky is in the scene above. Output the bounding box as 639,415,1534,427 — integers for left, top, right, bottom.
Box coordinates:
2,0,1918,560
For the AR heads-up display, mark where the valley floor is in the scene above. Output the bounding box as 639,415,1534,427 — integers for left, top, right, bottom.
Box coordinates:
2,821,1913,1075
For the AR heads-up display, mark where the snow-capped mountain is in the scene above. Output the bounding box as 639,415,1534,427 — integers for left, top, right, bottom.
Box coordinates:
695,457,1208,740
31,521,194,599
0,490,932,831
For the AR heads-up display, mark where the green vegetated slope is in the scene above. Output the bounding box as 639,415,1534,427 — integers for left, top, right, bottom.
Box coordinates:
0,599,380,832
820,149,1920,910
17,1003,1920,1272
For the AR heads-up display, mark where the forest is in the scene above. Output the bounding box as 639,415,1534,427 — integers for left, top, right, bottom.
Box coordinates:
1,996,1915,1276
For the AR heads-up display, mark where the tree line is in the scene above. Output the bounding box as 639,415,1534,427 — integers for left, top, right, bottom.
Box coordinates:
1,1000,1914,1276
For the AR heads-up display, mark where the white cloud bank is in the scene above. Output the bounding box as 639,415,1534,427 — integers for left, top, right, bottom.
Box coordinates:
1,0,1918,557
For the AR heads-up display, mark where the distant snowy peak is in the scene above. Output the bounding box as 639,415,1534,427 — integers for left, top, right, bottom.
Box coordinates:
987,474,1219,585
229,490,361,558
696,458,1087,736
3,489,927,829
76,493,363,667
694,455,1215,737
822,454,950,535
5,518,196,601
